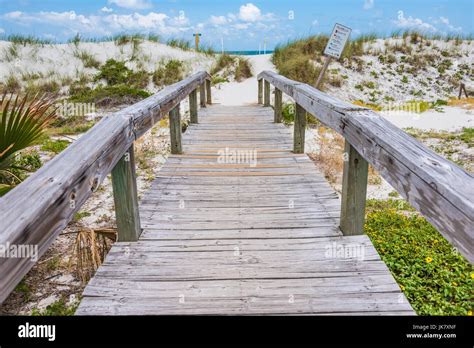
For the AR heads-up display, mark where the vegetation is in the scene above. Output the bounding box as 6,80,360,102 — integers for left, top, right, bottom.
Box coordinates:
40,138,70,154
0,34,54,45
31,297,78,316
94,59,148,87
167,38,191,51
234,57,253,81
0,94,56,195
365,199,473,315
210,54,235,75
74,50,101,69
153,59,184,86
69,84,151,106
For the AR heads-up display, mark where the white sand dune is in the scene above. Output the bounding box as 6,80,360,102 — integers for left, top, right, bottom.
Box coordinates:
212,54,276,105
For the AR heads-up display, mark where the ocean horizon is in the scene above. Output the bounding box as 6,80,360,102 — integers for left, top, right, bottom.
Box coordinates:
224,50,274,55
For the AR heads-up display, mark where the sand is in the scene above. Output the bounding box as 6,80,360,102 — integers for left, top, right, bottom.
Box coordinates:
212,54,276,105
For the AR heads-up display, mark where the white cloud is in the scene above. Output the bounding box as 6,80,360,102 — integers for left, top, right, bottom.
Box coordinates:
207,3,273,29
4,11,23,19
108,0,152,10
101,7,114,13
393,10,437,32
438,16,462,32
210,15,227,25
1,10,188,36
363,0,374,10
239,3,261,22
0,28,4,34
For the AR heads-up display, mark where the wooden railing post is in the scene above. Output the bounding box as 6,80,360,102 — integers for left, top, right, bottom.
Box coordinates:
264,80,270,106
200,83,206,108
258,79,263,104
206,79,212,105
169,104,182,154
340,140,369,236
274,88,282,123
293,103,306,153
111,145,142,242
189,88,198,123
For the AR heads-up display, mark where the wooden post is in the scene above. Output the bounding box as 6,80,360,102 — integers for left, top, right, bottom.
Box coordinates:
274,88,282,123
206,79,212,105
315,56,332,89
111,145,141,242
293,103,306,153
258,79,263,104
458,83,468,99
169,104,182,154
264,80,270,106
189,88,198,123
340,140,369,236
199,83,206,108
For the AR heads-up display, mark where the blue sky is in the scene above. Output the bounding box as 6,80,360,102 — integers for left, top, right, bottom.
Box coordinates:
0,0,472,50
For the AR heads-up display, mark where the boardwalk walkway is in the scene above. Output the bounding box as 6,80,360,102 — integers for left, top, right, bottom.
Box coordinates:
76,105,414,315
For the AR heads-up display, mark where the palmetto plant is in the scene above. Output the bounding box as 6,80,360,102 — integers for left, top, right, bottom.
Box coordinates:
0,93,57,195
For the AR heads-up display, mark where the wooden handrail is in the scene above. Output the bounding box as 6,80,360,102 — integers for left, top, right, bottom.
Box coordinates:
0,71,211,303
258,70,474,263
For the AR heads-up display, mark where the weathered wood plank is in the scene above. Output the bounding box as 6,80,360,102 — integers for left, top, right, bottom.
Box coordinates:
199,82,206,108
258,70,474,263
258,78,263,104
274,88,282,123
206,79,212,105
264,80,270,106
111,146,142,241
169,104,182,155
189,88,198,123
340,140,369,236
293,103,306,154
0,71,210,304
76,104,412,315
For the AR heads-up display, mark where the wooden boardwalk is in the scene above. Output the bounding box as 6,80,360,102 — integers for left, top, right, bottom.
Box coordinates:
76,105,413,315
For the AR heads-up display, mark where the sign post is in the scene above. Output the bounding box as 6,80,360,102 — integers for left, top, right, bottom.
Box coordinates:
193,33,202,50
315,23,351,89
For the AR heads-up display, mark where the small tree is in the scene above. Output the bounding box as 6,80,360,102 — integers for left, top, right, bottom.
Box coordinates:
0,93,57,195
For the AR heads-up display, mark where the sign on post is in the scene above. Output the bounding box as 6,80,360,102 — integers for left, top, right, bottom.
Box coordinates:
315,23,352,89
324,23,352,59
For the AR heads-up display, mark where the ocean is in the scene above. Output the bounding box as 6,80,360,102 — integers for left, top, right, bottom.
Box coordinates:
224,50,274,56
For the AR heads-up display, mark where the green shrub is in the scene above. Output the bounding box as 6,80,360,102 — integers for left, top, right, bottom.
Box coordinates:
32,298,78,316
75,50,101,69
152,59,184,86
70,84,151,106
235,57,252,81
95,59,130,85
40,139,70,154
210,54,235,75
365,200,473,315
167,38,191,50
272,35,328,83
94,59,149,88
281,103,295,124
459,127,473,146
4,75,21,93
9,150,42,181
276,55,319,84
211,76,229,85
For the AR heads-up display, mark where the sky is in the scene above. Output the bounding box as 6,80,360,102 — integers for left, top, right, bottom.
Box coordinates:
0,0,472,50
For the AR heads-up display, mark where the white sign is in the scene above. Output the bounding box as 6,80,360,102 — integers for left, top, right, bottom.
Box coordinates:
323,23,352,59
